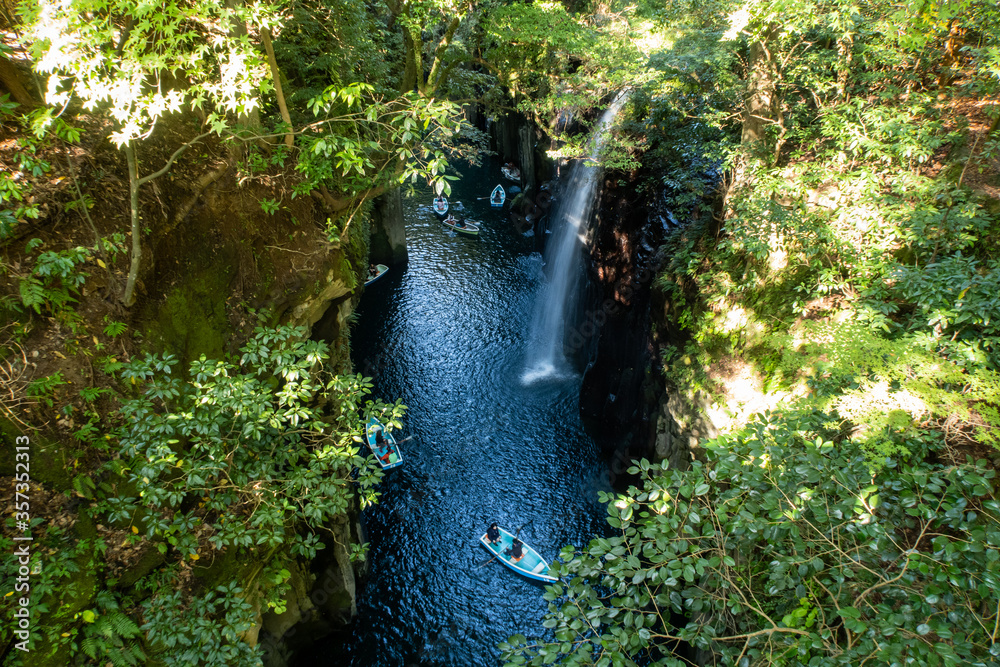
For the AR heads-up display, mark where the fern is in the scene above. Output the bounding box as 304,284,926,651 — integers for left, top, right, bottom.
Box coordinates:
104,612,140,639
81,636,100,659
18,276,45,314
74,591,146,666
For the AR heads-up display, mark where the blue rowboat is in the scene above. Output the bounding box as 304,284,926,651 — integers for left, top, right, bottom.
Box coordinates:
433,196,449,217
490,185,505,208
479,526,557,583
365,417,403,470
364,264,388,286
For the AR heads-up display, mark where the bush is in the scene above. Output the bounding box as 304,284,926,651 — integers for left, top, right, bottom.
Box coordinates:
503,409,1000,666
110,325,403,559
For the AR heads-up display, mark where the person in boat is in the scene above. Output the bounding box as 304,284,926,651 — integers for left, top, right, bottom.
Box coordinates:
456,217,466,229
506,538,525,562
374,430,392,464
492,191,502,205
445,213,457,225
434,195,446,210
486,523,501,544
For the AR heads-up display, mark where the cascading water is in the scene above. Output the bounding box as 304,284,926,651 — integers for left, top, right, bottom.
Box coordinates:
522,94,628,384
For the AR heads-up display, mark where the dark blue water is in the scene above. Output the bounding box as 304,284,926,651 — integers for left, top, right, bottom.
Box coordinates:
332,160,610,666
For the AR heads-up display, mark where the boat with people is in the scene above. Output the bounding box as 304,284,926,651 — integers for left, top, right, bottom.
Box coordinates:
490,184,505,208
501,163,521,182
432,195,449,217
479,525,557,583
365,416,403,470
441,214,480,237
365,263,389,286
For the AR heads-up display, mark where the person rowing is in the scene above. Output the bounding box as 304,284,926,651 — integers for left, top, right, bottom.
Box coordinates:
506,537,525,562
374,429,393,464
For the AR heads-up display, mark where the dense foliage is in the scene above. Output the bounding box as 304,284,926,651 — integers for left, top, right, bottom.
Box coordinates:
108,325,400,559
501,0,1000,665
505,409,1000,665
3,0,1000,662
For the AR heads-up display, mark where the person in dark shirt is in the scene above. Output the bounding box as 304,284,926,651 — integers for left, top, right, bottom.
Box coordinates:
486,523,501,544
374,430,392,464
507,538,524,561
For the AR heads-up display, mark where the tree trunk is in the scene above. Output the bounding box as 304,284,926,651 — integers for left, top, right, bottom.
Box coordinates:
742,26,780,157
425,15,462,96
409,26,424,94
938,20,964,89
0,54,36,108
261,28,293,147
836,32,853,100
123,143,142,306
400,29,417,93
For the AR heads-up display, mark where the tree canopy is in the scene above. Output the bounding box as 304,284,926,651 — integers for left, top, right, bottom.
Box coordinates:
2,0,1000,663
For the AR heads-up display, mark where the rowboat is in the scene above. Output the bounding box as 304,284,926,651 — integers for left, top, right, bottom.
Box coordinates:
479,526,557,583
365,417,403,470
432,196,449,217
441,216,480,237
501,164,521,182
490,185,505,208
364,264,388,286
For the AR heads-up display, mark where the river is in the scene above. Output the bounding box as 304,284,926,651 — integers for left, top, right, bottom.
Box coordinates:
316,158,611,666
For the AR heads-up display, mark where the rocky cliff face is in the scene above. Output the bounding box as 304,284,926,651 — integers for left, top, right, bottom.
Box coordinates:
256,513,364,667
136,169,372,664
578,179,678,465
370,188,408,266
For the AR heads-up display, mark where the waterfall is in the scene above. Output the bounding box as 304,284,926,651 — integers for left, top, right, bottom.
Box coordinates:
522,95,628,384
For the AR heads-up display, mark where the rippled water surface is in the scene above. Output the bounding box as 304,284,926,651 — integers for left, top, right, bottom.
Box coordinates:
323,160,610,666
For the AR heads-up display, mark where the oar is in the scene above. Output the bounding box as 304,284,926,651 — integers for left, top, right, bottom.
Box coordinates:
514,519,534,539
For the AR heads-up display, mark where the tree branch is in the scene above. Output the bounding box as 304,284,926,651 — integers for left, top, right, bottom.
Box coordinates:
137,131,214,187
